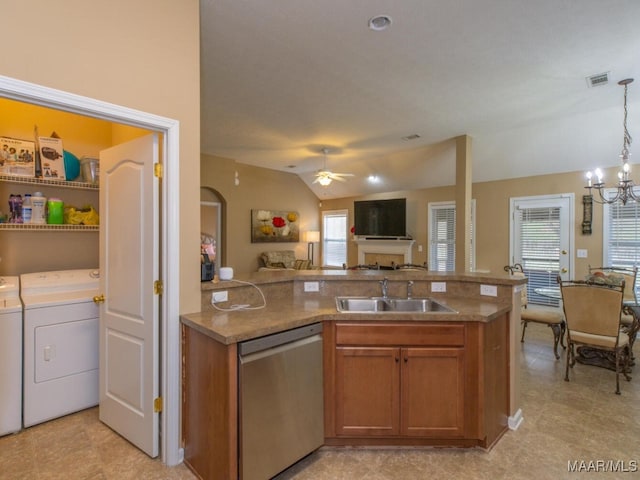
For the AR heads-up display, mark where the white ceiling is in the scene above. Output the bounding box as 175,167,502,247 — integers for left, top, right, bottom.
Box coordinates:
200,0,640,199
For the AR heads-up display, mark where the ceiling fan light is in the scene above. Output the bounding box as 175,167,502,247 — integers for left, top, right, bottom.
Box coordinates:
318,176,332,186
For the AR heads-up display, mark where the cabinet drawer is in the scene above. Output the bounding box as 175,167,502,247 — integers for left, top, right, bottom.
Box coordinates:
335,322,465,347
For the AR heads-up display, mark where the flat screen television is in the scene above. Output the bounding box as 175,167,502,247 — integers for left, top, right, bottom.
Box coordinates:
354,198,407,238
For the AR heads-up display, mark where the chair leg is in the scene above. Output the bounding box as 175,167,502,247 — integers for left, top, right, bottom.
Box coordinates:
549,323,561,359
623,346,632,382
565,342,572,382
521,319,528,343
559,321,566,349
615,349,621,395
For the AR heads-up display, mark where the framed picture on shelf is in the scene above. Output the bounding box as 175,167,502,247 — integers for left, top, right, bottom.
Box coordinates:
251,209,300,243
0,136,36,177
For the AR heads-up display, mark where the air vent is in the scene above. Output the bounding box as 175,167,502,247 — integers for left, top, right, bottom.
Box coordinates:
401,134,421,141
586,72,610,88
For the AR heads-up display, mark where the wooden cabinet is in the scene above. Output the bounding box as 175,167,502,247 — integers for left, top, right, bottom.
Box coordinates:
325,318,508,448
335,346,400,436
335,345,465,438
401,347,465,437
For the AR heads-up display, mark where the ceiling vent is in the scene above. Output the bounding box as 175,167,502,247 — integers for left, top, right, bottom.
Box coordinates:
586,72,610,88
401,134,421,141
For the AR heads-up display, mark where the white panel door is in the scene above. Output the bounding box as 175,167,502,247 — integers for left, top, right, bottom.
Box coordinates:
99,134,159,457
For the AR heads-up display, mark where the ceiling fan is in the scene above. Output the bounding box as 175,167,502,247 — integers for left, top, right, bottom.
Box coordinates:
312,148,354,186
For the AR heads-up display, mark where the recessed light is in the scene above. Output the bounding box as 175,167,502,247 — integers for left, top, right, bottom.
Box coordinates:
368,15,392,31
368,175,381,183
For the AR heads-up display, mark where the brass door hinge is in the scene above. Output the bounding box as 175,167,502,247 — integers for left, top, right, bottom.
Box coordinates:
154,280,163,295
154,163,163,178
154,397,163,413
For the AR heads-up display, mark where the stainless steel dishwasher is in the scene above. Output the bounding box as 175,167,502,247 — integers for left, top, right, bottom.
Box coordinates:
239,322,324,480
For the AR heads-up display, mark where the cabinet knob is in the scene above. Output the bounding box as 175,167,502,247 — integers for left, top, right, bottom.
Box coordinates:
93,294,105,304
404,356,408,363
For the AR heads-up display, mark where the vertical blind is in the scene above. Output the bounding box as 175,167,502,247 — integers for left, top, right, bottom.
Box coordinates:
322,210,347,267
516,206,560,307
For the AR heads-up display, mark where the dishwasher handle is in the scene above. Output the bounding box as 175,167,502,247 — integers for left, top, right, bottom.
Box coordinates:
238,322,323,356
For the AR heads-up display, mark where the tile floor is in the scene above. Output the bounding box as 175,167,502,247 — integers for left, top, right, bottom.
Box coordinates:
1,322,638,480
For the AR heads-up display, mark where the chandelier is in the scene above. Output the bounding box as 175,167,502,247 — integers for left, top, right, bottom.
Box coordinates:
585,78,636,205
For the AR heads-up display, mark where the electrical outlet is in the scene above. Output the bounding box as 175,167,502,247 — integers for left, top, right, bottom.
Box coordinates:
304,281,320,292
212,291,228,303
480,284,498,297
577,249,588,258
431,282,446,293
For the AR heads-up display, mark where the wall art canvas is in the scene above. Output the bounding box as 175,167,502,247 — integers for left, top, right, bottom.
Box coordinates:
251,209,300,243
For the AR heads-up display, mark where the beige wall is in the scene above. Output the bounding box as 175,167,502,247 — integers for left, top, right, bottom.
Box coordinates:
201,154,321,274
3,0,201,312
322,168,613,279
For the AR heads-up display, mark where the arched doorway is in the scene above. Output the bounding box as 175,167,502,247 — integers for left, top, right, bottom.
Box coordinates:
200,187,226,278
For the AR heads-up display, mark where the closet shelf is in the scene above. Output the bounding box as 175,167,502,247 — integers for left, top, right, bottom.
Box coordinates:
0,223,98,232
0,174,98,191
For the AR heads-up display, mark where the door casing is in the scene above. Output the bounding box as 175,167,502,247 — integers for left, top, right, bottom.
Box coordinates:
0,75,182,466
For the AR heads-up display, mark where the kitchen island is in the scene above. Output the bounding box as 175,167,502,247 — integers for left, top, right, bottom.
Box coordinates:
180,270,525,480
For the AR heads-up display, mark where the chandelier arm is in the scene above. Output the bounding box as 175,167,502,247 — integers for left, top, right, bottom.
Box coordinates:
585,78,636,204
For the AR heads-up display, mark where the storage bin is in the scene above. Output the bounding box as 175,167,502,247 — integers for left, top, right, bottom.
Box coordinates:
80,157,99,184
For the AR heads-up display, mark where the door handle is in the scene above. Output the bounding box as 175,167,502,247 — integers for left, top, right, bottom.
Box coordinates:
93,294,105,304
561,268,568,273
562,250,567,255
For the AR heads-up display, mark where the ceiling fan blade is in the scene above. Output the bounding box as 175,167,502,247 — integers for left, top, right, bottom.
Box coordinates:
331,175,348,182
330,173,355,178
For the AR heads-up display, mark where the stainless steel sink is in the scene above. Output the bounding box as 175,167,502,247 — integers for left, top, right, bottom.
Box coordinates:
335,296,456,313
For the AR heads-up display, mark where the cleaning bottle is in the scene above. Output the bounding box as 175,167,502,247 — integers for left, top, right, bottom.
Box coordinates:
31,192,46,224
22,193,32,224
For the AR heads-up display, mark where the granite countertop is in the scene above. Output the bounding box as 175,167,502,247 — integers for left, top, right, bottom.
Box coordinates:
180,295,512,345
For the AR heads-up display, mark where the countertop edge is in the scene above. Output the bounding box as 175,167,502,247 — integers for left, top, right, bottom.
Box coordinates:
180,298,512,346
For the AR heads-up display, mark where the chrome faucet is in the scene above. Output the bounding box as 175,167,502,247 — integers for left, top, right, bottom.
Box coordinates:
407,280,414,299
379,277,389,298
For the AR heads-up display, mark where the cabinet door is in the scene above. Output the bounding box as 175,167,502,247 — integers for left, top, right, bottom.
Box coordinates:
335,346,400,436
401,347,465,437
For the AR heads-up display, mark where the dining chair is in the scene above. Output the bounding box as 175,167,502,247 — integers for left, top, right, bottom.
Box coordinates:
559,277,631,394
504,264,565,359
587,266,637,325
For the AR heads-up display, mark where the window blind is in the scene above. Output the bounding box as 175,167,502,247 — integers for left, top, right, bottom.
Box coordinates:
428,202,475,272
603,189,640,293
322,210,347,267
430,205,456,271
516,206,560,307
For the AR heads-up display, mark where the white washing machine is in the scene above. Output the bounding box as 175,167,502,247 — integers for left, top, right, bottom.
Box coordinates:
21,269,100,428
0,276,22,436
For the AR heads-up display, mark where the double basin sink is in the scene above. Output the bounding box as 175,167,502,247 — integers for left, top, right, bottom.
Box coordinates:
335,296,456,313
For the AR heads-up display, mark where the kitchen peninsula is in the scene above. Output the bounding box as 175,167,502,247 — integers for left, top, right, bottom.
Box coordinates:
180,270,525,480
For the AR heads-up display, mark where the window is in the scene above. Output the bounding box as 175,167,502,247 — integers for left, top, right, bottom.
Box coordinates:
322,209,348,267
603,188,640,292
428,201,475,272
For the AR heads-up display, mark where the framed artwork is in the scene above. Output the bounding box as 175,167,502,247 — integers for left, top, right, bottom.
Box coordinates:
251,209,300,243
